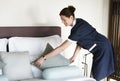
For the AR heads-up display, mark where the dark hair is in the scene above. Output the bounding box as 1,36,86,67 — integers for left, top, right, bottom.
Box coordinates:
59,6,76,18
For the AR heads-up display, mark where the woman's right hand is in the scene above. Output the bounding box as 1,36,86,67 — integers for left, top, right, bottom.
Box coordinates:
34,57,45,67
70,56,76,63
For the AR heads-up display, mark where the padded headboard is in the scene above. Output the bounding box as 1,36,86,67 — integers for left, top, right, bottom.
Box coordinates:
0,26,61,38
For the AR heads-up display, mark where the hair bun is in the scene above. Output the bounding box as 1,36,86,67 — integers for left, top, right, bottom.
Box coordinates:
68,5,76,13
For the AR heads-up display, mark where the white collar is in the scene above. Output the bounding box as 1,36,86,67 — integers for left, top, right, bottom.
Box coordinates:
72,19,76,27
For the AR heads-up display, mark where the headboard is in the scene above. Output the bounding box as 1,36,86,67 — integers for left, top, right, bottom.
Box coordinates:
0,26,61,38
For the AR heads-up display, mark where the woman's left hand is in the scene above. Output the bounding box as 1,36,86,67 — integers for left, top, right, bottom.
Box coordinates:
34,57,45,67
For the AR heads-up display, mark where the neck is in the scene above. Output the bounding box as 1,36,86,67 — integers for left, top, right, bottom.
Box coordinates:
71,19,76,27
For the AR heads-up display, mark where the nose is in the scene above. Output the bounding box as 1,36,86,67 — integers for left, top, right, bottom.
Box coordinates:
64,23,67,26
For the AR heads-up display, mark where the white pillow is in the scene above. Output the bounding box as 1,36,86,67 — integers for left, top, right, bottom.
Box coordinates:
0,51,33,81
8,35,62,78
8,35,62,60
0,38,8,51
0,61,6,75
0,38,8,75
31,65,42,78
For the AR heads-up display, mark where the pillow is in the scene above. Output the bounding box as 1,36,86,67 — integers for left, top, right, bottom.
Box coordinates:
8,35,62,62
0,51,33,81
31,65,43,78
0,61,5,69
8,35,62,78
0,75,9,81
0,38,7,75
0,38,8,51
33,43,70,69
0,61,6,75
42,65,81,80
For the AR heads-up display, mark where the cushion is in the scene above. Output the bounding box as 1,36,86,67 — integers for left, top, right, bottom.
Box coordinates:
0,75,9,81
8,35,62,78
0,69,2,75
65,77,96,81
0,38,8,51
20,79,61,81
42,65,81,80
0,61,5,69
33,43,70,69
0,61,6,75
8,35,62,61
19,78,96,81
0,51,33,81
31,65,42,78
0,38,7,75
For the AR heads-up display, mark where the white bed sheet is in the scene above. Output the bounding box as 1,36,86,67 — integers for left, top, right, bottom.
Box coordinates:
19,77,96,81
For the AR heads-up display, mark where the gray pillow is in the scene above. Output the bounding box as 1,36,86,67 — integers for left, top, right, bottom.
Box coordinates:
0,61,5,69
34,43,70,69
0,51,33,81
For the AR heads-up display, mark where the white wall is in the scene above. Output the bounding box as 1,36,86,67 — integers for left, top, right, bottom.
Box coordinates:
0,0,109,78
0,0,109,36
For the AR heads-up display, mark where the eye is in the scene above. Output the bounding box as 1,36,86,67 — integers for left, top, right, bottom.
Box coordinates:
62,19,66,23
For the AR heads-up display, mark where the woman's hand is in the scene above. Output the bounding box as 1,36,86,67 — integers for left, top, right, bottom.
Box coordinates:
70,45,81,63
34,57,45,67
70,56,76,63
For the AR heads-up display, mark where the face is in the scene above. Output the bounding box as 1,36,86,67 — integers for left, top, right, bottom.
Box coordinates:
60,15,74,26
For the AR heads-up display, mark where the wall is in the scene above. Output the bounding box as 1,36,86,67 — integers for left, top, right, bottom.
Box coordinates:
0,0,109,36
0,0,109,79
0,0,110,52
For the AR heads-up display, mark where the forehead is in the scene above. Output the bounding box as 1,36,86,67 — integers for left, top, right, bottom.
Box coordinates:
60,15,69,20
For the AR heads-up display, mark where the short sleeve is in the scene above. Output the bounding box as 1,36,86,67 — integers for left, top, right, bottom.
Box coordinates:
67,39,77,43
69,23,92,41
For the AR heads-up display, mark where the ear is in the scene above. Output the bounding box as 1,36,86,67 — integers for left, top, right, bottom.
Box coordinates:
70,16,74,20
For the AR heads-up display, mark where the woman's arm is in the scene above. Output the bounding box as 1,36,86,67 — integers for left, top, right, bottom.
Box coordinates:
34,40,72,67
70,44,81,62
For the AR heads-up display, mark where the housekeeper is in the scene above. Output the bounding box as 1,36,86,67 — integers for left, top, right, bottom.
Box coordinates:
35,6,115,81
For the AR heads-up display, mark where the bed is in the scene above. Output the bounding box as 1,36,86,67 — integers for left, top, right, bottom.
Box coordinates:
0,26,96,81
0,26,61,38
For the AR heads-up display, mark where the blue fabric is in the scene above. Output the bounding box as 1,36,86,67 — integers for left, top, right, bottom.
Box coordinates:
42,66,81,80
0,75,9,81
68,18,115,81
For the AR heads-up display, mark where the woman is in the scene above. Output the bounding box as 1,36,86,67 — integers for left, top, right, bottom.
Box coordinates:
35,6,115,81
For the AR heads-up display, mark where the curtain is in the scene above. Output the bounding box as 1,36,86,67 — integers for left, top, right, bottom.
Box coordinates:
108,0,120,80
